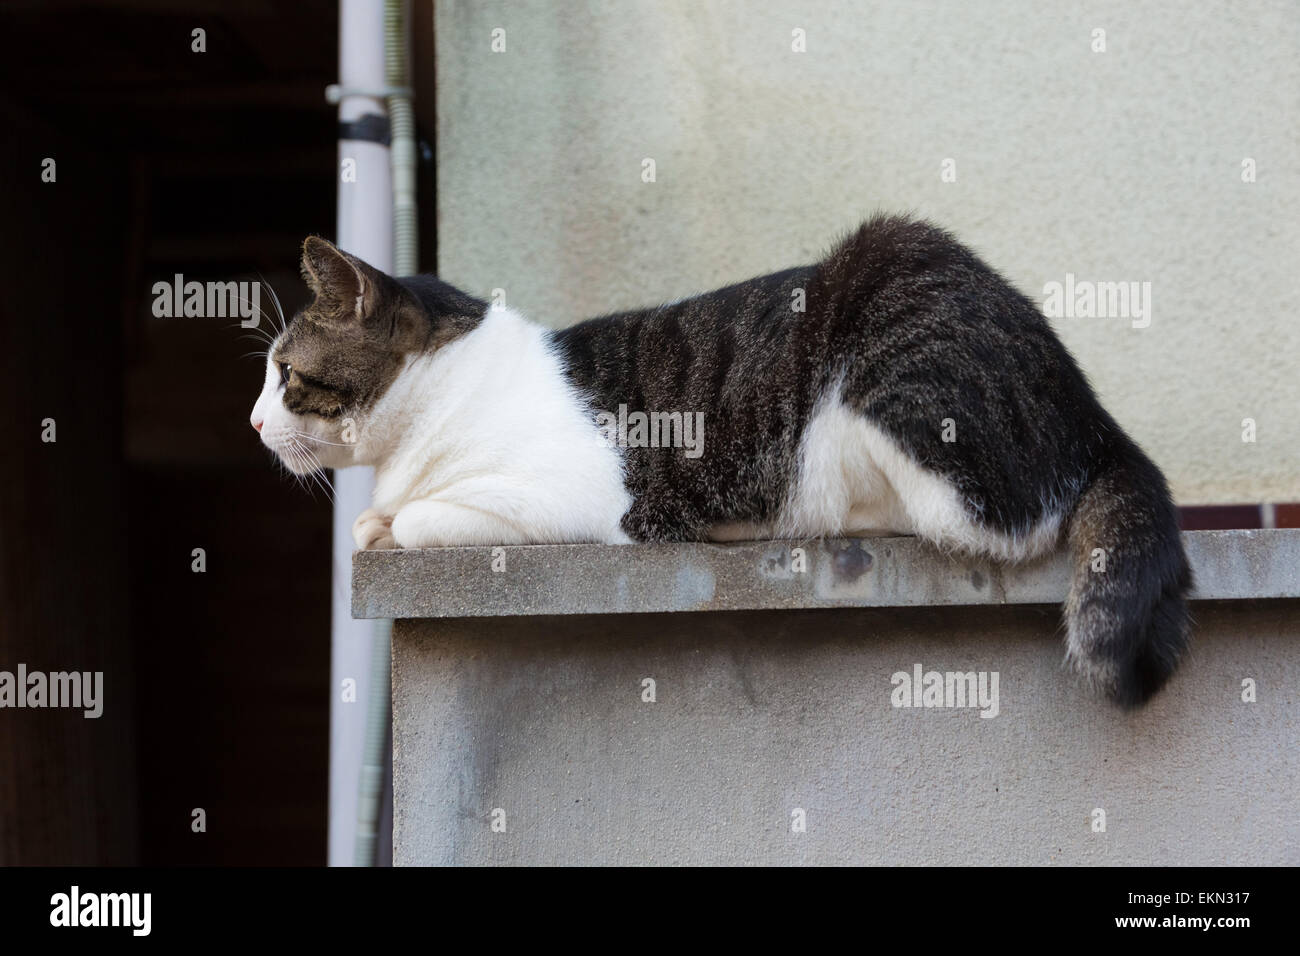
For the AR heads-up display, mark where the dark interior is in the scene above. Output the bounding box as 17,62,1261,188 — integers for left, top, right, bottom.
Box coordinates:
0,0,433,865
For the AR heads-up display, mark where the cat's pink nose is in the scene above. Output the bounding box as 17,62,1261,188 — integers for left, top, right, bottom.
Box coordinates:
251,418,263,433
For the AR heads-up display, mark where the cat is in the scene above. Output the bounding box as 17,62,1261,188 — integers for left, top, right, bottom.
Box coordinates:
250,215,1192,707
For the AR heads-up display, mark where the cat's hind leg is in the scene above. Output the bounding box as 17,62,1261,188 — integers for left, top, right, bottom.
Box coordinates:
802,391,1061,560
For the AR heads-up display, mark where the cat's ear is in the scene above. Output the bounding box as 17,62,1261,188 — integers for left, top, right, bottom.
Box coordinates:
300,236,384,322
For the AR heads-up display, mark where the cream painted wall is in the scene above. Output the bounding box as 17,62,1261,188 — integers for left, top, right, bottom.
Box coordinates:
434,0,1299,505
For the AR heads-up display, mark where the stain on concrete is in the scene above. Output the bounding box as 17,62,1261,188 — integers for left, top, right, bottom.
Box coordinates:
828,541,873,582
987,566,1009,604
758,545,797,581
674,565,716,609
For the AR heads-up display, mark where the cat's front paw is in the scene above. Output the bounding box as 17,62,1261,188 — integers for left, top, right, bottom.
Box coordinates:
352,508,397,550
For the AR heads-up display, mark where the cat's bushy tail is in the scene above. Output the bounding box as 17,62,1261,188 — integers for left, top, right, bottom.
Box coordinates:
1063,440,1193,707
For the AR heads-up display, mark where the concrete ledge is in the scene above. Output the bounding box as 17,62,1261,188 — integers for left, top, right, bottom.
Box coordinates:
353,529,1300,619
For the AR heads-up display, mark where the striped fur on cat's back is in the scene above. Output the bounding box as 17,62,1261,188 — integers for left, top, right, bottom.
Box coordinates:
249,217,1192,706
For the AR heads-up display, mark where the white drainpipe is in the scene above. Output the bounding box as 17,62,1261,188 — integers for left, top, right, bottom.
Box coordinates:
328,0,399,867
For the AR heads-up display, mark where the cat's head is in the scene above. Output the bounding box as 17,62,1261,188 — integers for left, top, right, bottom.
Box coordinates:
249,237,477,474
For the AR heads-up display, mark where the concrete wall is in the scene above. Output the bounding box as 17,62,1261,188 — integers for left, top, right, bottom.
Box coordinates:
377,532,1300,865
392,602,1299,866
434,0,1300,505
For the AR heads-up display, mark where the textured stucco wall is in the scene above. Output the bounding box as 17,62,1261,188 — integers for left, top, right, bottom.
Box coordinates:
434,0,1300,505
392,601,1300,865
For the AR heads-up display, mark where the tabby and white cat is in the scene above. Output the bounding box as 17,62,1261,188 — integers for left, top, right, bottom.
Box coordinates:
250,216,1192,706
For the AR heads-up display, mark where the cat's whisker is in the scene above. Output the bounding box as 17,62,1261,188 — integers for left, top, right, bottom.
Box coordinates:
284,441,319,500
227,296,285,340
258,273,288,334
288,434,318,469
235,327,278,351
291,429,354,448
226,314,277,334
285,435,327,479
286,438,337,507
306,465,337,508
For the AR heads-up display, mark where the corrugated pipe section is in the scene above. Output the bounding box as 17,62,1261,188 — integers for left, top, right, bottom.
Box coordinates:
385,0,418,276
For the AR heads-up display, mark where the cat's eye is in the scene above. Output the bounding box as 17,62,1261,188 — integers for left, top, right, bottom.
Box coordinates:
278,362,292,388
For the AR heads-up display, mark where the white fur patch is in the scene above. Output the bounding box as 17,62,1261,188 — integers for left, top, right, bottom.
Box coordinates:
745,382,1064,561
364,307,632,548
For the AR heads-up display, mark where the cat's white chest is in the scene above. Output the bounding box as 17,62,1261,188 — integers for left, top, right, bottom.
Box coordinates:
366,308,632,547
